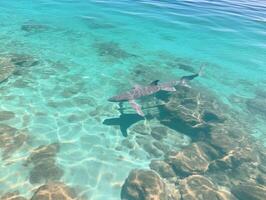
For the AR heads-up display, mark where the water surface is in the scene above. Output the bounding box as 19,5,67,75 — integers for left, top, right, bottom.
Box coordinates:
0,0,265,199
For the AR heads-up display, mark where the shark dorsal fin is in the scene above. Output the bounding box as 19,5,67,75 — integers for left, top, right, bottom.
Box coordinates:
150,80,159,86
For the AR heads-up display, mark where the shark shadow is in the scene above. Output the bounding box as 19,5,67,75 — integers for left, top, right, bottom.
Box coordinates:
103,113,144,137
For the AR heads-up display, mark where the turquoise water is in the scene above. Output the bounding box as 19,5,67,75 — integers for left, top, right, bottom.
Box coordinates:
0,0,265,199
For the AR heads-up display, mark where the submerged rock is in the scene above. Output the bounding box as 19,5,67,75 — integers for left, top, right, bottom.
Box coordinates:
256,173,266,185
31,182,78,200
246,98,266,118
207,163,257,188
0,111,15,121
121,169,179,200
93,41,135,60
0,53,39,84
1,191,27,200
0,57,16,83
26,143,60,165
208,144,260,172
9,54,39,68
150,126,168,140
29,160,63,184
152,141,171,154
0,125,28,160
255,88,266,99
158,86,227,141
208,124,249,154
25,143,63,184
119,69,265,200
149,160,176,179
231,184,266,200
82,17,115,29
21,21,49,33
179,175,236,200
136,136,163,158
164,142,219,177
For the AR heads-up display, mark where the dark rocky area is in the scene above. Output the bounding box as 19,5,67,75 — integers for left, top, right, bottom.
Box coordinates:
179,175,237,200
0,191,27,200
0,54,39,84
1,182,84,200
24,143,63,184
93,41,136,61
231,184,266,200
121,169,180,200
0,124,28,160
121,84,266,200
21,21,49,33
0,57,16,83
246,89,266,119
30,182,79,200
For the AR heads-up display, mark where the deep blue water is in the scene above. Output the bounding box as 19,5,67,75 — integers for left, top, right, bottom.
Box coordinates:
0,0,265,199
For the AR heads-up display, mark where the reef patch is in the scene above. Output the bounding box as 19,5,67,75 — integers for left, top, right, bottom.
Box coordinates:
0,124,28,160
0,191,27,200
93,41,136,61
24,143,63,184
0,54,39,84
0,111,15,121
0,57,16,83
21,21,49,33
31,182,80,200
121,169,180,200
120,83,266,200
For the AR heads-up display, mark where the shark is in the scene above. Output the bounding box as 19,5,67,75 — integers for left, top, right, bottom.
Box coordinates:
108,67,203,116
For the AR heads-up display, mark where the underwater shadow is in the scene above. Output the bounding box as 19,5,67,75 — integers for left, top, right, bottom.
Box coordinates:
103,113,144,137
157,105,211,142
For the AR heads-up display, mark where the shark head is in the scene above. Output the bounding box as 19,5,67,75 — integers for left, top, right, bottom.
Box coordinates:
108,96,121,102
108,93,131,102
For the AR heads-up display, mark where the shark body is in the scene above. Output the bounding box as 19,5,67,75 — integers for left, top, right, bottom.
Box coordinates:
108,68,202,116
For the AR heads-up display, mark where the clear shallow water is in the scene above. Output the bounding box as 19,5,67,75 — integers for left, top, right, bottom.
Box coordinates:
0,0,265,199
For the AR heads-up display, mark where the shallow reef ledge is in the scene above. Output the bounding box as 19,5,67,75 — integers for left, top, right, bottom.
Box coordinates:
0,53,39,84
30,182,79,200
121,169,180,200
179,175,237,200
121,85,266,200
0,182,84,200
231,184,266,200
0,57,16,83
1,191,27,200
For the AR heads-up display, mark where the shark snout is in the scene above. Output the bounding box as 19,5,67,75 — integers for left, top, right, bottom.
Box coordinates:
108,97,117,102
108,96,124,102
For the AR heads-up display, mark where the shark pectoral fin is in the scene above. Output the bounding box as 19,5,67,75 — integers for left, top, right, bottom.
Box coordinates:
184,84,192,88
129,100,144,117
162,87,176,92
181,82,191,88
179,80,191,88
